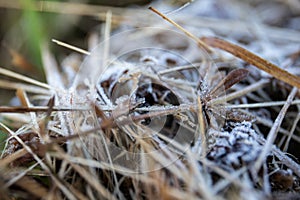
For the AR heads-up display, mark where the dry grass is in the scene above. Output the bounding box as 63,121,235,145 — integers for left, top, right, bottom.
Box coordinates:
0,0,300,199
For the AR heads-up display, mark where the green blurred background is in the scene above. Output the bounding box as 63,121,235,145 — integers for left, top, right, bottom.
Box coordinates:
0,0,151,78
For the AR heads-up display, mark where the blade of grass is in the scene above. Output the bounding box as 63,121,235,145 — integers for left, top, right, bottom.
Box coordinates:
201,37,300,89
52,39,90,55
0,68,51,89
209,68,249,97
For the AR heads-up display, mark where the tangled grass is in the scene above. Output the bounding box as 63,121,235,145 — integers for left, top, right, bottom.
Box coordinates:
0,0,300,199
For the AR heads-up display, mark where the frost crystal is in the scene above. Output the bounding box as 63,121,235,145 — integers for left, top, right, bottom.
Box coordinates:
207,121,262,171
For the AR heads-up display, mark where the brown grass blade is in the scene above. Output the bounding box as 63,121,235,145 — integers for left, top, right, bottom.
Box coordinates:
209,68,249,97
222,69,250,91
201,37,300,89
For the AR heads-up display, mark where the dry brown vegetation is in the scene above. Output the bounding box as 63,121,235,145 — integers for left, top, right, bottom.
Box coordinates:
0,0,300,199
